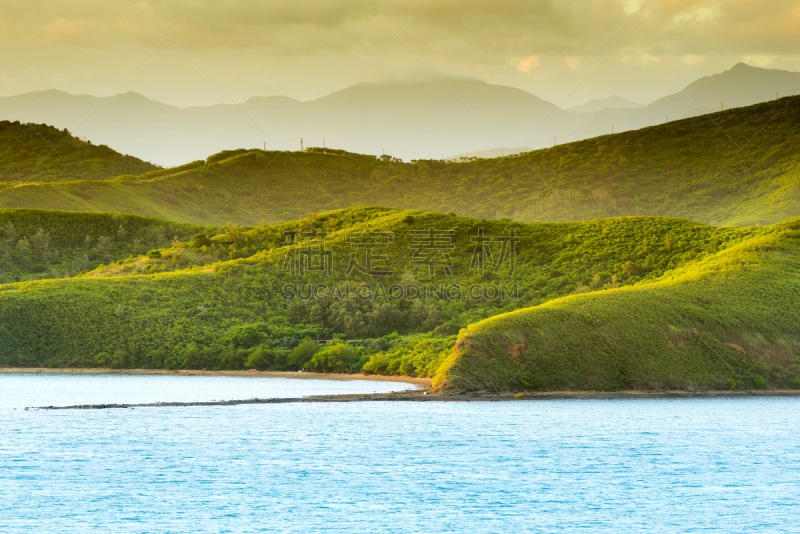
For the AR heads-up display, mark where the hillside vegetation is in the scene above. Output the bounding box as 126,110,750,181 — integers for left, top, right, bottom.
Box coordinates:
0,121,159,183
440,217,800,392
1,206,797,393
0,97,799,226
0,209,213,283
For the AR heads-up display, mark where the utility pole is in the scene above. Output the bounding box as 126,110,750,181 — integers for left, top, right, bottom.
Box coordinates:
611,125,614,134
323,138,325,149
300,138,303,151
263,142,265,151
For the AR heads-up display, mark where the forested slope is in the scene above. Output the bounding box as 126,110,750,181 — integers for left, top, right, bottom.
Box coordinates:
1,206,793,390
0,97,799,226
0,121,159,183
0,209,213,283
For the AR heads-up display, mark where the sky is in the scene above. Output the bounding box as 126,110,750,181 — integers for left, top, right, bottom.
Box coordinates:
1,0,799,108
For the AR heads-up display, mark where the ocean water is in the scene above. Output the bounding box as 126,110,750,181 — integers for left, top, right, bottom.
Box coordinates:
0,373,418,409
1,376,799,533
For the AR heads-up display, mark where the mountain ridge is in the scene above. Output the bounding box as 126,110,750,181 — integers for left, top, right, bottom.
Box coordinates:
3,64,799,167
0,121,159,183
2,95,798,227
568,95,643,113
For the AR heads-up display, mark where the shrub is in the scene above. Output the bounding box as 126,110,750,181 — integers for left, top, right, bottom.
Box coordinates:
432,322,462,337
303,343,360,373
191,234,213,248
362,353,391,375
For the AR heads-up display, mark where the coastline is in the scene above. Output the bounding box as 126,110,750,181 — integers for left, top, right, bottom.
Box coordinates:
24,384,800,410
6,368,800,409
0,367,431,386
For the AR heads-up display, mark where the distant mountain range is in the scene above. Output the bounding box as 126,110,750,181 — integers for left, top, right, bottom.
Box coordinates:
568,95,643,113
1,63,799,167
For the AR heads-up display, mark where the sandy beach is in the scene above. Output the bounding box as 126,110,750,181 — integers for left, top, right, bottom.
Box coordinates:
0,367,432,387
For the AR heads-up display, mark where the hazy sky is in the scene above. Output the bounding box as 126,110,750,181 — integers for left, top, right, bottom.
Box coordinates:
1,0,799,108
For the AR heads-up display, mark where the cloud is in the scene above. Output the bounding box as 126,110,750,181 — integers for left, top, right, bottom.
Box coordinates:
672,4,721,25
681,54,705,66
517,55,540,73
743,54,777,67
1,0,800,107
38,17,93,45
565,56,581,70
623,0,644,15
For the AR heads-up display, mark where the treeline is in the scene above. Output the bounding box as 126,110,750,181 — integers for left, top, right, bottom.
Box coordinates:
89,326,455,379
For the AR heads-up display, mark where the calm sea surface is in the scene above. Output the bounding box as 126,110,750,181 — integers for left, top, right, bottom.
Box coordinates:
1,375,799,533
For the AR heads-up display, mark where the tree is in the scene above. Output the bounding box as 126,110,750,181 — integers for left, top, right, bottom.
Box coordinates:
148,349,167,368
1,222,16,244
244,346,275,370
219,345,243,370
27,229,50,258
288,338,321,368
368,302,406,336
409,300,439,331
179,343,203,370
15,237,30,255
95,236,112,260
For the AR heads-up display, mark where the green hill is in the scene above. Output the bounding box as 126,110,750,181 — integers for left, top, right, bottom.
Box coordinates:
0,121,159,183
437,217,800,392
1,97,799,226
0,209,214,283
1,206,797,393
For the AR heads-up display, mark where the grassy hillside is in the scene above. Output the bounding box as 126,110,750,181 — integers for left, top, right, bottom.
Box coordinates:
0,209,214,283
0,206,793,390
0,121,159,183
439,217,800,392
0,97,799,226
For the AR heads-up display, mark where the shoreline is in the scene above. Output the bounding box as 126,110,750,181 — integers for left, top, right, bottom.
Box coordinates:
0,367,431,386
25,387,800,410
6,368,800,409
